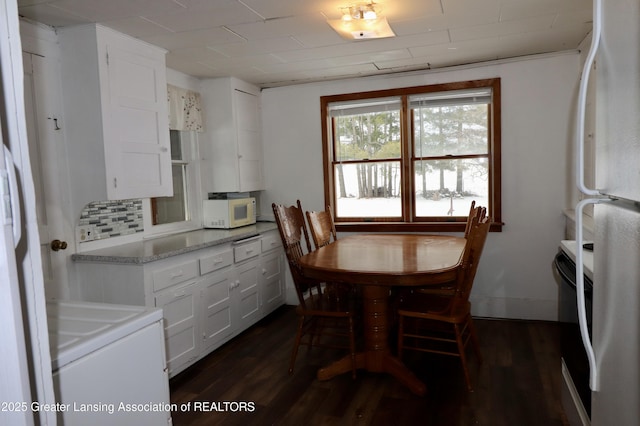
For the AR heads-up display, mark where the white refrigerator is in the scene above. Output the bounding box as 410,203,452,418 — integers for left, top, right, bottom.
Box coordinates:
574,0,640,425
1,0,57,424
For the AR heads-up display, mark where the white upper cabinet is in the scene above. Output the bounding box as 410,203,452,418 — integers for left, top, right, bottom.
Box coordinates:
200,77,264,193
58,24,172,216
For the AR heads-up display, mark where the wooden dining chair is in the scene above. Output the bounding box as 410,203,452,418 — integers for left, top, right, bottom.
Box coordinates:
396,215,491,391
411,202,487,299
305,205,356,300
272,201,357,378
305,205,337,249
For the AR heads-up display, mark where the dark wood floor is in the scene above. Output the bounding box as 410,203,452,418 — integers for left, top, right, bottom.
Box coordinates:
169,305,569,426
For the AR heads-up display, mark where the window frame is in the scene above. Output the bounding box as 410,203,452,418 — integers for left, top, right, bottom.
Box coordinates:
143,130,202,236
320,78,502,233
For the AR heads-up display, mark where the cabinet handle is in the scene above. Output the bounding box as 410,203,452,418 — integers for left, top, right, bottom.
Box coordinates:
170,269,184,279
262,268,267,275
214,257,223,264
246,248,254,254
174,290,186,297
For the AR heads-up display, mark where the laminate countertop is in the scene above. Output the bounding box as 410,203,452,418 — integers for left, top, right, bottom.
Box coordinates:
71,222,278,265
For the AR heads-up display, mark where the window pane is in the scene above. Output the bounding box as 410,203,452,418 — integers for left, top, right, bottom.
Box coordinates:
334,109,401,162
154,164,188,224
170,130,183,161
413,104,488,157
334,161,401,218
414,158,488,217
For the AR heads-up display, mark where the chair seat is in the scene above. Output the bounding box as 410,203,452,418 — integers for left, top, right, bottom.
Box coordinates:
296,291,356,317
398,295,470,324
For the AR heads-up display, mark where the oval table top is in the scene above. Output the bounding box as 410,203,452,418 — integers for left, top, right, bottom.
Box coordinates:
299,234,466,286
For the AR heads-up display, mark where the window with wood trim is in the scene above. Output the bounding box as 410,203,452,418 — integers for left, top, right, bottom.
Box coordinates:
320,79,501,232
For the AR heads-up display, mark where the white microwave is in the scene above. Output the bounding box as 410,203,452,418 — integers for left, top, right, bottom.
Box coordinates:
203,198,256,229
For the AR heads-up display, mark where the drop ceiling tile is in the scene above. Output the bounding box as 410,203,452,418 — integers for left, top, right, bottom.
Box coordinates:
198,53,285,72
227,12,328,40
49,0,186,22
391,8,498,36
18,3,89,27
166,46,228,63
377,0,443,22
258,57,342,74
209,36,304,57
450,14,556,42
552,9,592,28
442,0,501,20
329,49,413,66
291,30,347,48
273,29,450,63
302,62,380,78
373,56,437,71
499,0,591,21
238,0,341,19
17,0,50,6
141,27,245,50
102,17,174,38
166,61,220,78
143,2,262,33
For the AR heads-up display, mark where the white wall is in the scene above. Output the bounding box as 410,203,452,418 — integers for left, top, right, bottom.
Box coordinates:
260,52,581,321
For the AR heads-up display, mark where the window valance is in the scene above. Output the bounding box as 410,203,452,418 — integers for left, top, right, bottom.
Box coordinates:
167,84,204,132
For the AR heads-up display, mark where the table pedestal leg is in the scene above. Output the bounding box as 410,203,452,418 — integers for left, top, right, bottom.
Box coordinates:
317,285,426,396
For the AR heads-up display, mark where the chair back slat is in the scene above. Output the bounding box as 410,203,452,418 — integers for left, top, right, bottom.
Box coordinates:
306,206,337,249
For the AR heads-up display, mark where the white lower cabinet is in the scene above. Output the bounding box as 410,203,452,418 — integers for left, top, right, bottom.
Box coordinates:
154,280,199,373
235,259,261,329
74,230,285,377
200,269,234,352
261,244,285,314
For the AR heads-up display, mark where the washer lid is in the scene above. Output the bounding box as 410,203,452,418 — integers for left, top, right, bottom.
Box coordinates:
47,300,162,370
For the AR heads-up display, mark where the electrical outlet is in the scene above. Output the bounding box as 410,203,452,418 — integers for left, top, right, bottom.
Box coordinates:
76,225,96,243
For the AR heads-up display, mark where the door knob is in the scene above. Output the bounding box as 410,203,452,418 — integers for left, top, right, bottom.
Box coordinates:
51,239,68,251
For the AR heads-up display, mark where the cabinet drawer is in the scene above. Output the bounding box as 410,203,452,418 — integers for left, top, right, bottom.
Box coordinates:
233,240,261,263
152,260,199,292
199,249,233,275
261,234,282,252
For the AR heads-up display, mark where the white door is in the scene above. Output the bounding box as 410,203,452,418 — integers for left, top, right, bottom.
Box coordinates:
23,52,73,299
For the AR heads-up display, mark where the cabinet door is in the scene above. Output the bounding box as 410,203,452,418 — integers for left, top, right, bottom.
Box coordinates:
200,270,234,351
155,281,199,375
260,250,284,315
234,89,263,192
104,43,172,200
234,259,261,330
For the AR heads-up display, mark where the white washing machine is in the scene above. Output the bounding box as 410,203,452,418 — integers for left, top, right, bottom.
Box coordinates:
47,300,172,425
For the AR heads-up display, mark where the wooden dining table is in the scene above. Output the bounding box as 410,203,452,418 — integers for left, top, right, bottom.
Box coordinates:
298,234,466,396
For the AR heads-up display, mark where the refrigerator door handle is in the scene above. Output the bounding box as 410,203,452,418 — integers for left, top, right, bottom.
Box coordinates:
576,0,602,196
2,146,22,248
576,197,612,391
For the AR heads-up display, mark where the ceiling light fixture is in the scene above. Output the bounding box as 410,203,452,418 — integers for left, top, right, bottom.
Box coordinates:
328,2,395,40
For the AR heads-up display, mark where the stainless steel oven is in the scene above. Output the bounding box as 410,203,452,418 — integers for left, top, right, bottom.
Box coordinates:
554,248,592,422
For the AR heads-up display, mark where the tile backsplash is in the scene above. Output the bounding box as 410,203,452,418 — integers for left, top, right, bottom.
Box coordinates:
78,199,144,242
